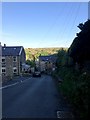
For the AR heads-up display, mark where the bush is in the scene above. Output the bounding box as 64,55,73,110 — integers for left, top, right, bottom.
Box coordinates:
55,66,89,119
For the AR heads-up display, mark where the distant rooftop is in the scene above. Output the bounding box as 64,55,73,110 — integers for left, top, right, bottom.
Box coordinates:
39,55,57,62
2,45,23,56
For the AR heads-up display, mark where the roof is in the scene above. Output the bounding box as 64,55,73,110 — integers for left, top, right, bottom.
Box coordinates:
39,55,57,62
2,46,23,56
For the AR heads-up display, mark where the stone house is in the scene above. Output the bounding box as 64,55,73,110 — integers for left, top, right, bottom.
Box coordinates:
1,44,26,82
39,55,57,73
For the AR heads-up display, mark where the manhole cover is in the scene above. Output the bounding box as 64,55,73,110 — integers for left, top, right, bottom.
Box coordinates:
57,111,74,118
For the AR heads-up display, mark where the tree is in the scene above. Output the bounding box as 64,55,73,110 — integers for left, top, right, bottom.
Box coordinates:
68,20,90,65
56,48,67,68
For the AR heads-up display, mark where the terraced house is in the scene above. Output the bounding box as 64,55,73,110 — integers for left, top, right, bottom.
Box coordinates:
1,44,26,82
39,55,57,73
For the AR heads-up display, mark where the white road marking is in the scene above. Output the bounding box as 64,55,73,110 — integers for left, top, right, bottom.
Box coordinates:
57,111,74,118
0,77,32,90
0,82,19,90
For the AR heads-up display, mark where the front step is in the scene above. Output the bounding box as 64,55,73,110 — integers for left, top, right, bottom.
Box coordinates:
57,111,74,119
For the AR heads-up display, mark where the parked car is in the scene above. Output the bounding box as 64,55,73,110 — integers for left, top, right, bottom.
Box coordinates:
33,71,41,77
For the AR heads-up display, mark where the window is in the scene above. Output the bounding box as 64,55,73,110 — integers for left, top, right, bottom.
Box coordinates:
13,69,17,73
2,69,6,73
13,68,17,74
13,62,17,67
13,56,17,62
2,69,6,75
2,57,6,67
2,58,5,62
2,63,6,67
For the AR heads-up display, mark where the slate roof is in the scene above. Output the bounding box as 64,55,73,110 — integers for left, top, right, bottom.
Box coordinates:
2,46,23,56
39,55,57,62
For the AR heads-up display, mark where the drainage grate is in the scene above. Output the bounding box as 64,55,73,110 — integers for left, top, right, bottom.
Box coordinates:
57,111,74,119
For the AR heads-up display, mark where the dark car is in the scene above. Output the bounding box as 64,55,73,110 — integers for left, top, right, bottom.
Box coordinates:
33,71,41,77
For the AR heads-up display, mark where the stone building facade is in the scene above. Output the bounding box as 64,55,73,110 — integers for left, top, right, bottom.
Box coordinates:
1,44,26,82
39,55,57,73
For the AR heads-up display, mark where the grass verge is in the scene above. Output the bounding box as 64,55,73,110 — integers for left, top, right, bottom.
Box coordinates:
52,67,89,119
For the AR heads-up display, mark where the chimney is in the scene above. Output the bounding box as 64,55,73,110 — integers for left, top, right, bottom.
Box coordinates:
4,44,6,47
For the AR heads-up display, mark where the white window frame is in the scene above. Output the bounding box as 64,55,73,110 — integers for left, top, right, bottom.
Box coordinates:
13,62,17,67
2,68,6,75
13,67,17,73
2,57,6,62
13,56,17,62
2,57,6,67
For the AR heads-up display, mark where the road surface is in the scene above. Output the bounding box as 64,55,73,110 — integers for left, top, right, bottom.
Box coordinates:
2,75,73,118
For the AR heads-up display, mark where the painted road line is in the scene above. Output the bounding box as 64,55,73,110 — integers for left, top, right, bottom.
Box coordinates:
21,78,32,83
0,82,19,90
0,77,32,89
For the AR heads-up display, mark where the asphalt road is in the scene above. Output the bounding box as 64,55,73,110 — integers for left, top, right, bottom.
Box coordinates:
2,75,73,118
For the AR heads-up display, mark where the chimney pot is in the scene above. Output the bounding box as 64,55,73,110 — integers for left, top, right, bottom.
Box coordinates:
4,44,6,47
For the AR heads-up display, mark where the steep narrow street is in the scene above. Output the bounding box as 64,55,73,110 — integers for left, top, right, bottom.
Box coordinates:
2,75,73,118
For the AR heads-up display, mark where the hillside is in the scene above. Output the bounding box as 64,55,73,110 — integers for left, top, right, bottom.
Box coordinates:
25,47,68,60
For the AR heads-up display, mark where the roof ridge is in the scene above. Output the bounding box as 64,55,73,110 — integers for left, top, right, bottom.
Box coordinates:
2,46,22,47
2,46,23,56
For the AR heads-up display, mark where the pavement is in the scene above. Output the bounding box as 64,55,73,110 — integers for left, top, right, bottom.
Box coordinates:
2,76,30,87
2,75,74,119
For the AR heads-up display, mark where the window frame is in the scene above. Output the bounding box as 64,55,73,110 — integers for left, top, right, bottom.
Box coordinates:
2,69,6,73
2,57,6,67
13,56,17,62
13,67,17,74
